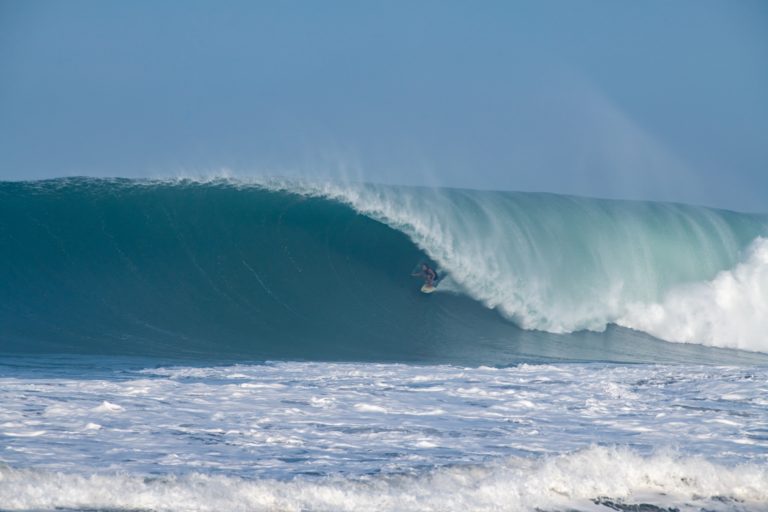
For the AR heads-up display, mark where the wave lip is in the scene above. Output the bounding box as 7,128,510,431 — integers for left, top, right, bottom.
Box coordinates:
1,446,766,512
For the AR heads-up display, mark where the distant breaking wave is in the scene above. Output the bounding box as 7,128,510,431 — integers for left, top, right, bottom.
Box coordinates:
0,177,766,360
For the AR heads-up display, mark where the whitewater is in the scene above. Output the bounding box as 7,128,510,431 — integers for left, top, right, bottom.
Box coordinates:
2,358,768,512
1,177,767,512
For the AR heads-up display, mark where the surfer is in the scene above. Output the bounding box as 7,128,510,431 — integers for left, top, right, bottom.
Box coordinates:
413,263,437,287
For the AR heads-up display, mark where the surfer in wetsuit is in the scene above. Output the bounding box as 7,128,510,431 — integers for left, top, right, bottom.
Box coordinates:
413,263,437,287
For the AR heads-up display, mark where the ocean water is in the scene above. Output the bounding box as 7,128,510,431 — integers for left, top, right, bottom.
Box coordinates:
1,178,767,511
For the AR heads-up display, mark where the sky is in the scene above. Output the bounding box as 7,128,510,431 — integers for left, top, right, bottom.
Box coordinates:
1,0,767,212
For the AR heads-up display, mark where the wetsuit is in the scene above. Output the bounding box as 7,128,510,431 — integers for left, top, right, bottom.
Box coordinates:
424,267,437,286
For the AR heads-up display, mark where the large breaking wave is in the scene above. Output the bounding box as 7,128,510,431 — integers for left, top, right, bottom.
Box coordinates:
1,177,766,361
279,178,767,351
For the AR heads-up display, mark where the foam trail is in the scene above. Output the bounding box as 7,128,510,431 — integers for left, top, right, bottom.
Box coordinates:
619,237,768,351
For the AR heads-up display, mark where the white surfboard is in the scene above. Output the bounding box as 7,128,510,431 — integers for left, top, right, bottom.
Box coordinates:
420,283,437,294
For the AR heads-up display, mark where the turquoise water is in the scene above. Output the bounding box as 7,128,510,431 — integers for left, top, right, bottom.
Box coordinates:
1,177,766,362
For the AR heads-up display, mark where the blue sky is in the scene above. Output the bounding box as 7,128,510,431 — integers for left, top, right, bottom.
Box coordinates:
1,0,767,211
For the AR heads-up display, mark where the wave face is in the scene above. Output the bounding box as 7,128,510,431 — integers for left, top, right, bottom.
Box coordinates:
1,178,766,361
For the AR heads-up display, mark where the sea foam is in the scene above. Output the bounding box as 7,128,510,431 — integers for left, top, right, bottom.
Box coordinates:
619,237,768,351
1,446,766,512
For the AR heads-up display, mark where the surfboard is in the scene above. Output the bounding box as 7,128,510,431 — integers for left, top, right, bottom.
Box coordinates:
420,283,437,294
